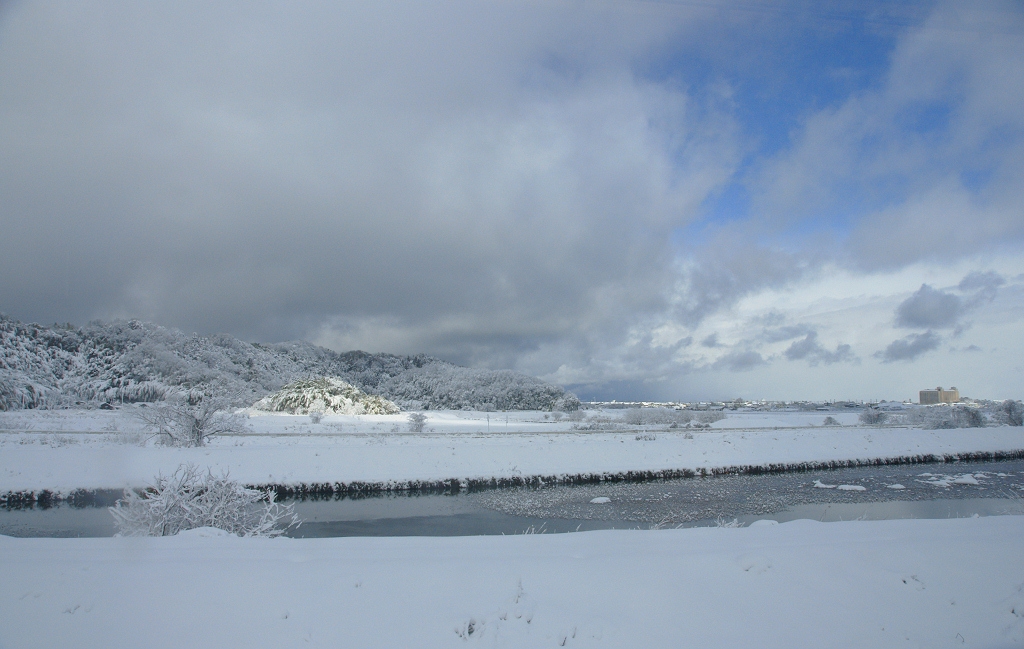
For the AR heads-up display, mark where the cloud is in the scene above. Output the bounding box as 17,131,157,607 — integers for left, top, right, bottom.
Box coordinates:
876,330,942,362
1,1,1022,402
893,272,1005,332
895,284,963,328
960,270,1005,306
670,241,810,328
783,331,856,366
700,333,720,348
713,350,766,372
959,271,1005,292
0,1,740,364
762,324,814,343
751,1,1024,270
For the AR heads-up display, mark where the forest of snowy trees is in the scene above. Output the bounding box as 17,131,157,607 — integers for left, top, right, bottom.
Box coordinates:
0,316,580,412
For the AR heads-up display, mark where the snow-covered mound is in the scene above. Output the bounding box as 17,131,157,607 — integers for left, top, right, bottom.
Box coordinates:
0,315,579,411
253,377,399,415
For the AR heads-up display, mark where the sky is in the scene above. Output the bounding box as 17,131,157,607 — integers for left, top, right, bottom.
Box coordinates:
1,0,1022,403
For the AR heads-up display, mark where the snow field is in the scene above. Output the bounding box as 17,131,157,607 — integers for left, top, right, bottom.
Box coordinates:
2,515,1022,648
0,407,864,438
1,412,1023,493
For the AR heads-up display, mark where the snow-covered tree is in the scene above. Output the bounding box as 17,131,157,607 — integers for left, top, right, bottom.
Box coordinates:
859,408,888,425
407,412,427,432
109,464,298,537
0,315,580,412
999,400,1023,426
253,377,399,415
135,393,249,447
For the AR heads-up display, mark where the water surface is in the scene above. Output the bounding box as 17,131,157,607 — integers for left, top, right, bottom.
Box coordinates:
3,459,1022,537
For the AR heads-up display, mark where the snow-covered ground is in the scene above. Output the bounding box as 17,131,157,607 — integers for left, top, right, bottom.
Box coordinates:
1,408,1022,493
2,516,1022,648
0,406,862,436
3,408,1023,647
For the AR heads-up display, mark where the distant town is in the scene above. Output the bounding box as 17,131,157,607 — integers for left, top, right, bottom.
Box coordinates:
587,387,980,411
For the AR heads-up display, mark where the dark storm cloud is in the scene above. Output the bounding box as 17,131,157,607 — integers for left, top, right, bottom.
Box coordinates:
876,330,941,362
0,1,738,364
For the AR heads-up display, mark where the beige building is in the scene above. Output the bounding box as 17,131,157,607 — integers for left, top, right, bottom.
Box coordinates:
919,386,959,405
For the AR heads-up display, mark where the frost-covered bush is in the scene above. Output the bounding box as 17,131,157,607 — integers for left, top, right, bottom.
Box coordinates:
109,464,298,537
951,406,984,428
998,400,1023,426
622,409,645,426
622,408,697,427
695,411,726,425
407,412,427,432
135,394,249,447
900,405,988,429
859,409,888,425
823,416,840,426
253,377,399,415
308,410,323,424
374,363,580,411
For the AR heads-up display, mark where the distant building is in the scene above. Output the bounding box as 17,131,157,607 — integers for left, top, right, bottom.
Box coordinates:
919,386,959,405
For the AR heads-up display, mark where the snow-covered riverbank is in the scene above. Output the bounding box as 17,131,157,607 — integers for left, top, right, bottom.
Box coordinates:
2,515,1022,648
1,409,1023,494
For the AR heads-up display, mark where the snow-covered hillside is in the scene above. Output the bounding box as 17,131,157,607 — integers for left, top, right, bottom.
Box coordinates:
0,316,579,412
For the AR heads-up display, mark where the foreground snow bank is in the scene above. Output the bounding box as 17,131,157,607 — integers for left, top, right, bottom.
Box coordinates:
2,516,1022,648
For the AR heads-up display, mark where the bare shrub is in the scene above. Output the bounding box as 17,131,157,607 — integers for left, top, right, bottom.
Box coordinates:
135,394,249,447
407,412,427,433
308,410,324,424
109,464,298,537
823,416,840,426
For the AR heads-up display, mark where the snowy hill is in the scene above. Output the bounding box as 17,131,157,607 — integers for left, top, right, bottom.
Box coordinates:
0,316,580,412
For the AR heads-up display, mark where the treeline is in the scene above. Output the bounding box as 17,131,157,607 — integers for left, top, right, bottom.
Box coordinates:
0,316,579,412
